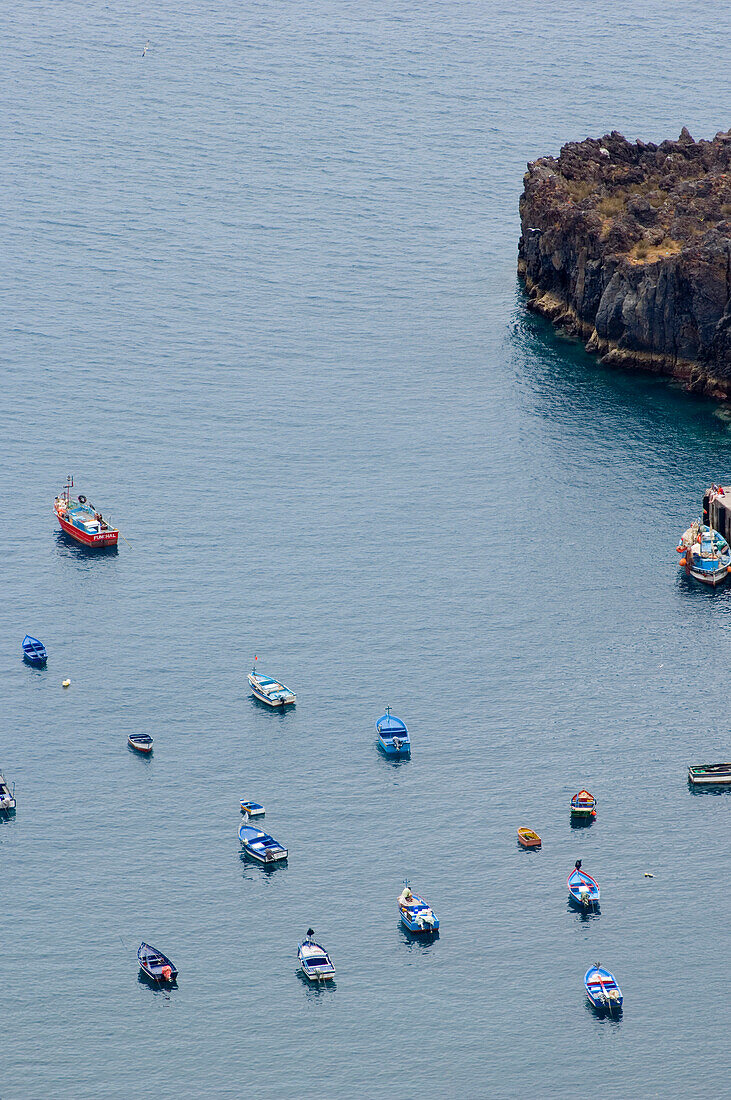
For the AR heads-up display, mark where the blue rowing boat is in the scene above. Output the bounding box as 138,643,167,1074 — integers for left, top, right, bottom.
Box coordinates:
239,823,288,864
137,942,178,983
584,964,622,1013
567,862,600,910
22,635,47,667
376,708,410,757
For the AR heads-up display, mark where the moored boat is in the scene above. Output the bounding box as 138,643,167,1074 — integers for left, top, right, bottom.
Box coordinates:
677,521,731,587
239,823,288,863
584,964,622,1013
247,660,295,707
570,790,596,819
22,635,47,667
240,800,265,816
688,762,731,786
0,773,16,814
137,942,178,983
568,861,600,910
128,734,153,754
398,884,439,933
54,476,118,548
376,708,410,758
298,930,335,981
517,827,542,849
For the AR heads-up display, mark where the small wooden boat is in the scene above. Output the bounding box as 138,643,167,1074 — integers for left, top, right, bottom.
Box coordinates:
570,790,596,819
248,663,296,707
54,477,118,549
517,827,541,849
376,708,411,757
137,942,178,983
239,823,287,863
298,931,335,981
688,763,731,786
240,800,265,816
677,521,731,587
128,734,153,754
584,964,622,1013
0,773,16,814
398,885,439,933
568,863,600,910
22,635,47,667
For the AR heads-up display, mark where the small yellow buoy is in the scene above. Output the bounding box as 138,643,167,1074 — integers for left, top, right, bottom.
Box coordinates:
644,872,654,878
62,679,71,688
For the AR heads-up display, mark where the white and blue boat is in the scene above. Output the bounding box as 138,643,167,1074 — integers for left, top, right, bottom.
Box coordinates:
0,773,16,814
584,964,622,1013
567,862,600,911
239,823,287,864
376,708,410,757
240,800,265,816
677,521,731,587
22,635,47,667
298,930,335,982
398,884,439,934
248,663,296,707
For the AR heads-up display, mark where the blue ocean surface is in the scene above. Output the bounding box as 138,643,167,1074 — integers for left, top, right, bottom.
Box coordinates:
2,2,730,1096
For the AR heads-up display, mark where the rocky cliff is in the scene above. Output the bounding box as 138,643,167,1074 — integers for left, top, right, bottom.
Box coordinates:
518,128,731,397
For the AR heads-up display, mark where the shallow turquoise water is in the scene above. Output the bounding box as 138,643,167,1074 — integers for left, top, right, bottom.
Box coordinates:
2,2,730,1097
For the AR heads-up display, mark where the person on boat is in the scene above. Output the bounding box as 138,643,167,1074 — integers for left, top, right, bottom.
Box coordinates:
398,886,414,907
575,859,582,871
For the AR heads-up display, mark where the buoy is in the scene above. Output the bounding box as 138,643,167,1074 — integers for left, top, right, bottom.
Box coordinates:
679,558,687,567
644,872,654,878
62,679,70,688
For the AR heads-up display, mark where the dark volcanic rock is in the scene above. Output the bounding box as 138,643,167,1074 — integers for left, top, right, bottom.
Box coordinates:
518,128,731,396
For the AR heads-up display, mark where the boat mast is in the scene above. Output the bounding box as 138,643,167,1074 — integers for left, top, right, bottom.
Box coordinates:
64,475,73,504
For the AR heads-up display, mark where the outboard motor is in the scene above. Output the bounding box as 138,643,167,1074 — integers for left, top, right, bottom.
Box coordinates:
393,737,402,751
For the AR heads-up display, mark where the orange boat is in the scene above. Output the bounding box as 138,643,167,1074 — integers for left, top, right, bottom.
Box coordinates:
517,827,542,849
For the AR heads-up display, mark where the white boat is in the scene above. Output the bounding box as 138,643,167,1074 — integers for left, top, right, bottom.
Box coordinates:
0,773,16,813
298,931,335,981
248,667,296,707
240,800,265,816
677,522,731,587
239,823,288,863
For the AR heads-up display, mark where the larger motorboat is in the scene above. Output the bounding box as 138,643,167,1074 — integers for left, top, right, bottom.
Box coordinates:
54,477,118,548
677,521,731,587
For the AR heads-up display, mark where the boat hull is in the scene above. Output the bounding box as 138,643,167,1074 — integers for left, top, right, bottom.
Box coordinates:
377,737,410,757
55,511,118,548
250,685,294,707
686,564,730,587
128,738,153,754
688,765,731,785
23,653,47,667
241,844,287,863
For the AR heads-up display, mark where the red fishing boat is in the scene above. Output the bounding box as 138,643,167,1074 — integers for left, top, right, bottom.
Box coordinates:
54,477,118,548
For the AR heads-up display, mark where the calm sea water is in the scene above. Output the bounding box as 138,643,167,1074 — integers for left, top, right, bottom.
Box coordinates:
2,2,730,1097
